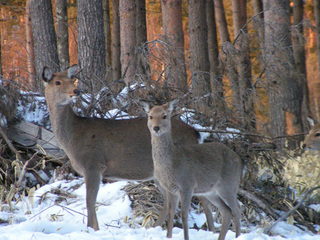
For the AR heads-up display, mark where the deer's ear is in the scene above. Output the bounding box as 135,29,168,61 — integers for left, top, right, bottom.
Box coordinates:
140,101,151,113
168,99,179,112
67,65,79,79
42,66,53,83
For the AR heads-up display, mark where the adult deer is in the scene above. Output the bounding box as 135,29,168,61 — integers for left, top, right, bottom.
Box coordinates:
42,66,215,231
142,99,242,240
302,118,320,150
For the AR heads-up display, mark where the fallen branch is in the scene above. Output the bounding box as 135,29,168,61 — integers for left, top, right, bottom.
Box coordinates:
263,185,320,234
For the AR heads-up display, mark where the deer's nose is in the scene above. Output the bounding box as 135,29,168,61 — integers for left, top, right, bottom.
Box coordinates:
153,126,160,132
74,89,81,96
302,143,306,149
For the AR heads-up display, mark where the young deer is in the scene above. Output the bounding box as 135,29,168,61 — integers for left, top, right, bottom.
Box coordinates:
142,100,242,240
303,118,320,150
42,66,215,231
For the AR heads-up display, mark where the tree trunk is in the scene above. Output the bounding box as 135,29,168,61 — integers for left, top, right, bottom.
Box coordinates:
253,0,264,56
313,0,320,119
232,0,255,130
30,0,59,91
56,0,69,71
119,0,136,85
188,0,211,110
103,0,112,82
214,0,240,109
112,0,121,82
161,0,187,96
206,0,224,112
77,0,106,91
25,0,36,88
293,0,311,131
136,0,150,78
263,0,303,148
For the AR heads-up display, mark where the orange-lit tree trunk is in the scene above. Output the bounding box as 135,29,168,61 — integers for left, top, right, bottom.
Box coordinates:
161,0,187,96
119,0,136,85
25,0,36,88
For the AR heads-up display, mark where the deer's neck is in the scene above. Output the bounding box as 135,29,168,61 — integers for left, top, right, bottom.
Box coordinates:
151,132,175,167
47,102,77,147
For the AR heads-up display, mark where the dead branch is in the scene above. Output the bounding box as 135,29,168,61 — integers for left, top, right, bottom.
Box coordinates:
263,185,320,234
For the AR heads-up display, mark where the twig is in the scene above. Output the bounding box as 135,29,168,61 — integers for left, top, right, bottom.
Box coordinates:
15,152,38,188
263,185,320,234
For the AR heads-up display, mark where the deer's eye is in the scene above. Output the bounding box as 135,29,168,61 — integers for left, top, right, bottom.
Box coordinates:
55,81,61,86
315,133,320,137
162,115,167,119
149,116,153,120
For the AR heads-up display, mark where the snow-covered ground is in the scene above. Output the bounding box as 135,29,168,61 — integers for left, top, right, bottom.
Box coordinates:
0,178,318,240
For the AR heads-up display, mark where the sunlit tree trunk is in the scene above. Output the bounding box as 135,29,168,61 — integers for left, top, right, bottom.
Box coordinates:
103,0,112,82
30,0,59,91
25,0,36,87
161,0,187,96
77,0,106,91
119,0,136,85
56,0,69,71
313,0,320,119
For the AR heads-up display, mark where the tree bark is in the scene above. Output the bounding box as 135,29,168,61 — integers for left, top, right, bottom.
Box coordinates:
313,0,320,119
77,0,106,91
161,0,187,95
30,0,59,91
136,0,150,78
188,0,211,109
263,0,303,148
112,0,121,82
293,0,311,131
232,0,255,130
119,0,136,85
214,0,240,109
56,0,69,71
25,0,36,88
103,0,112,82
206,0,224,111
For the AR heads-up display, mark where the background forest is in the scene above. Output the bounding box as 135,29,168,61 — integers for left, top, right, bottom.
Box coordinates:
2,0,320,238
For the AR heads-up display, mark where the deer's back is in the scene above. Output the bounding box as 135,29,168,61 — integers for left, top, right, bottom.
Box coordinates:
60,116,199,180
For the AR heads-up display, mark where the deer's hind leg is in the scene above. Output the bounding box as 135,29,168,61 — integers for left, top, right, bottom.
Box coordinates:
84,169,101,230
